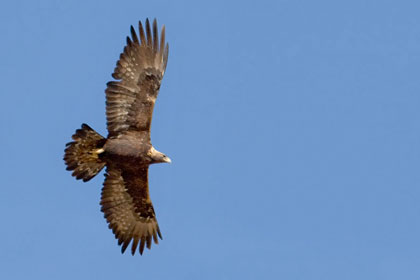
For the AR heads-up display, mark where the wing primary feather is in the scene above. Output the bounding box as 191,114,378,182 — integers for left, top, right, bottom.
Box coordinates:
121,237,131,253
139,21,146,46
139,237,146,255
164,43,169,70
131,238,139,255
159,25,166,58
153,18,158,51
126,36,132,47
145,18,152,46
130,25,139,44
146,235,152,249
153,230,159,244
157,227,163,239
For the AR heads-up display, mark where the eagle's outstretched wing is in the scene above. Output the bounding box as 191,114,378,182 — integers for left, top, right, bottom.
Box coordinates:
101,164,162,255
105,18,169,137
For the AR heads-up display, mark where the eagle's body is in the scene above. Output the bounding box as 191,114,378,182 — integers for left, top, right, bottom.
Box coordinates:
105,131,151,159
64,19,170,255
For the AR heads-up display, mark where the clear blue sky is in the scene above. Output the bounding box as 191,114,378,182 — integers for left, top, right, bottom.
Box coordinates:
1,0,420,279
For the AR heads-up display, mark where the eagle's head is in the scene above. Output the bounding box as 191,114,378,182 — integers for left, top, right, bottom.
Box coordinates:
148,146,171,164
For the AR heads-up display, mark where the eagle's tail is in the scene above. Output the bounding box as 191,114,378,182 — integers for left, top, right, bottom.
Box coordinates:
64,124,106,182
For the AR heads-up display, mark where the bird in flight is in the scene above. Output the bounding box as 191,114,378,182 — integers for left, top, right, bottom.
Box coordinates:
64,18,170,255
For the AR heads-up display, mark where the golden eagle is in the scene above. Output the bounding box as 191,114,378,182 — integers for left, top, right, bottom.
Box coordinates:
64,19,170,255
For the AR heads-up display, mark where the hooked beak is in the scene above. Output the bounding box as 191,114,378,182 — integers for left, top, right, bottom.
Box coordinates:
163,156,172,163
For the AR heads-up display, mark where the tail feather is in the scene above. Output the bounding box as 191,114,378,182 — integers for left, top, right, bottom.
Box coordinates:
64,124,106,182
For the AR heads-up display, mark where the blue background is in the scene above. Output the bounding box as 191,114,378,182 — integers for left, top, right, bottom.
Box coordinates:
1,0,420,279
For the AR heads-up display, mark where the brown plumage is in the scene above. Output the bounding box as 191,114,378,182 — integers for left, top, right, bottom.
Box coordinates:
64,19,170,255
